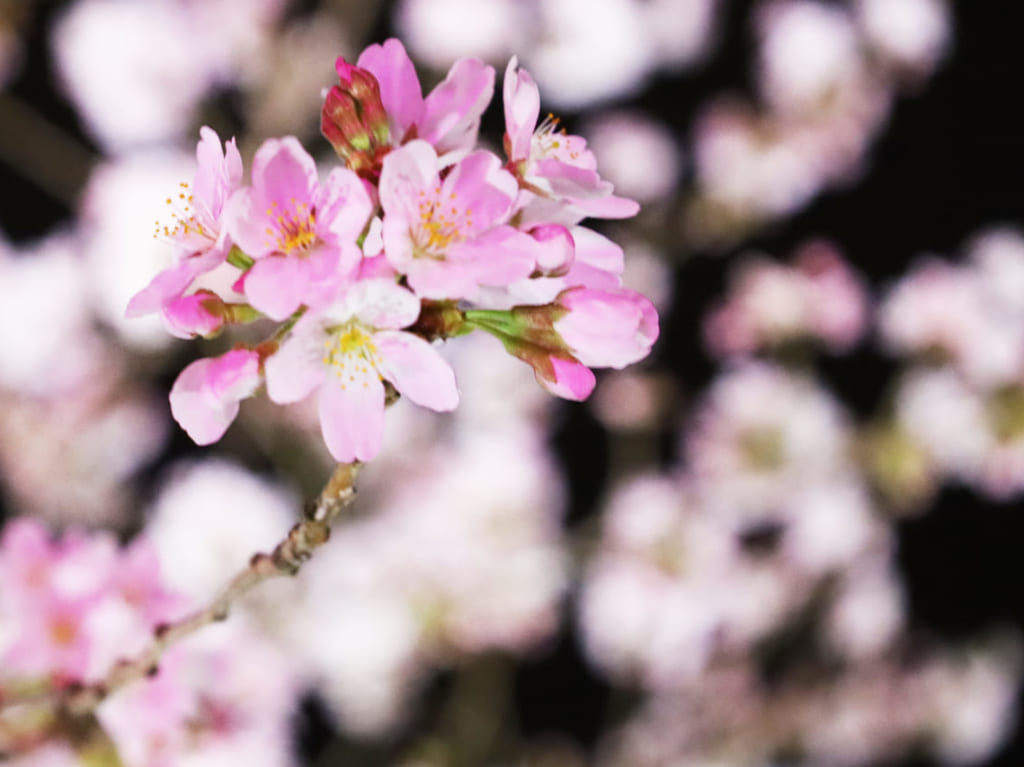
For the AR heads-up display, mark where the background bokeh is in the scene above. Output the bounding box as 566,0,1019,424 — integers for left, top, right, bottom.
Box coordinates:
4,1,1024,765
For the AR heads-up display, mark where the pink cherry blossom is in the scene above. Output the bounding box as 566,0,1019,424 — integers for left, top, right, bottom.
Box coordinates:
169,348,262,445
503,57,639,222
554,286,660,368
127,126,242,320
225,136,374,320
379,140,536,299
357,37,494,161
264,279,459,462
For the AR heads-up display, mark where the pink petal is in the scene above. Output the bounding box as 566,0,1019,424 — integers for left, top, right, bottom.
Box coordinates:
357,38,424,142
169,349,261,445
540,357,596,401
162,293,223,339
318,368,386,462
531,224,575,276
379,140,438,221
442,150,517,227
244,255,312,321
570,193,641,220
420,57,495,155
375,330,459,412
264,314,327,404
503,57,540,162
252,136,319,211
336,279,420,330
317,167,375,245
556,288,659,368
452,227,537,286
193,126,242,220
572,226,624,274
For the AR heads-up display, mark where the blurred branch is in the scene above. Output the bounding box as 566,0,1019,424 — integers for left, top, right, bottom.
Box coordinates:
0,461,362,757
0,91,95,209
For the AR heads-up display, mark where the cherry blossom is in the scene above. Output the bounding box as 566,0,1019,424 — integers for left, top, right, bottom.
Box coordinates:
264,279,458,461
169,348,262,446
225,136,374,320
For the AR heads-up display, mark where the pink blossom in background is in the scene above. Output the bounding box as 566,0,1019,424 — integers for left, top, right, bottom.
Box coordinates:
265,279,459,462
705,241,867,356
225,136,374,320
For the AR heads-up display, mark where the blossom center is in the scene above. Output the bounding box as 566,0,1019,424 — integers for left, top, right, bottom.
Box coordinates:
154,181,214,247
532,112,581,164
265,199,318,255
414,187,474,258
323,322,380,390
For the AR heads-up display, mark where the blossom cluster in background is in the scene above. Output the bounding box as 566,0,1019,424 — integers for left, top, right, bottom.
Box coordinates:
6,0,1024,766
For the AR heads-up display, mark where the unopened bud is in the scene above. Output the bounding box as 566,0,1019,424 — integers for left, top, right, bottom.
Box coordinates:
321,57,392,180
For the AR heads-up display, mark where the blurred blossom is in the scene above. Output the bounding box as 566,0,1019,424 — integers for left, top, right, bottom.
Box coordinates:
824,555,905,661
98,621,300,767
79,149,197,349
686,361,853,521
528,0,652,109
600,640,1020,767
705,241,868,357
52,0,212,152
0,518,183,684
855,0,952,77
0,232,102,396
968,227,1024,319
756,0,863,118
285,431,566,735
396,0,530,69
579,475,741,689
878,256,1024,388
582,111,681,204
52,0,287,152
590,370,676,432
0,378,168,528
145,460,298,602
637,0,719,70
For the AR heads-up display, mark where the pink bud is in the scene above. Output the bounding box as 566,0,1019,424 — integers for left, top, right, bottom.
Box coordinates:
169,349,261,445
554,287,659,368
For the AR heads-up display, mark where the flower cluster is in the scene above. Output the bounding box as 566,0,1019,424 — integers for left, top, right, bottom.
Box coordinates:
129,39,658,462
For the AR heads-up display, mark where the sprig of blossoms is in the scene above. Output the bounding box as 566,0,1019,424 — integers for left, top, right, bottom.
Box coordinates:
130,39,659,462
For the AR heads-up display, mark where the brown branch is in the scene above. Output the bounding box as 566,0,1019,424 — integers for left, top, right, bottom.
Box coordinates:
0,461,361,755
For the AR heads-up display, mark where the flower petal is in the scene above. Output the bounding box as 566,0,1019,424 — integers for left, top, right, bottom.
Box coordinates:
318,368,385,462
375,330,459,412
357,38,424,141
244,255,311,321
503,57,540,162
420,57,494,155
264,315,327,404
169,350,261,445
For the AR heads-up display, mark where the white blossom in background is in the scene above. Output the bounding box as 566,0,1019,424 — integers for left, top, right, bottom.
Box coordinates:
824,555,905,661
52,0,287,152
756,0,863,117
0,233,101,396
855,0,951,77
638,0,719,70
527,0,652,109
395,0,530,69
583,112,681,204
145,460,298,602
686,362,853,522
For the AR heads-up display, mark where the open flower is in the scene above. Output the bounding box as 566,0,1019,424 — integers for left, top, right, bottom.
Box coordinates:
503,57,639,223
127,126,242,321
380,140,536,299
264,279,459,462
225,137,374,320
